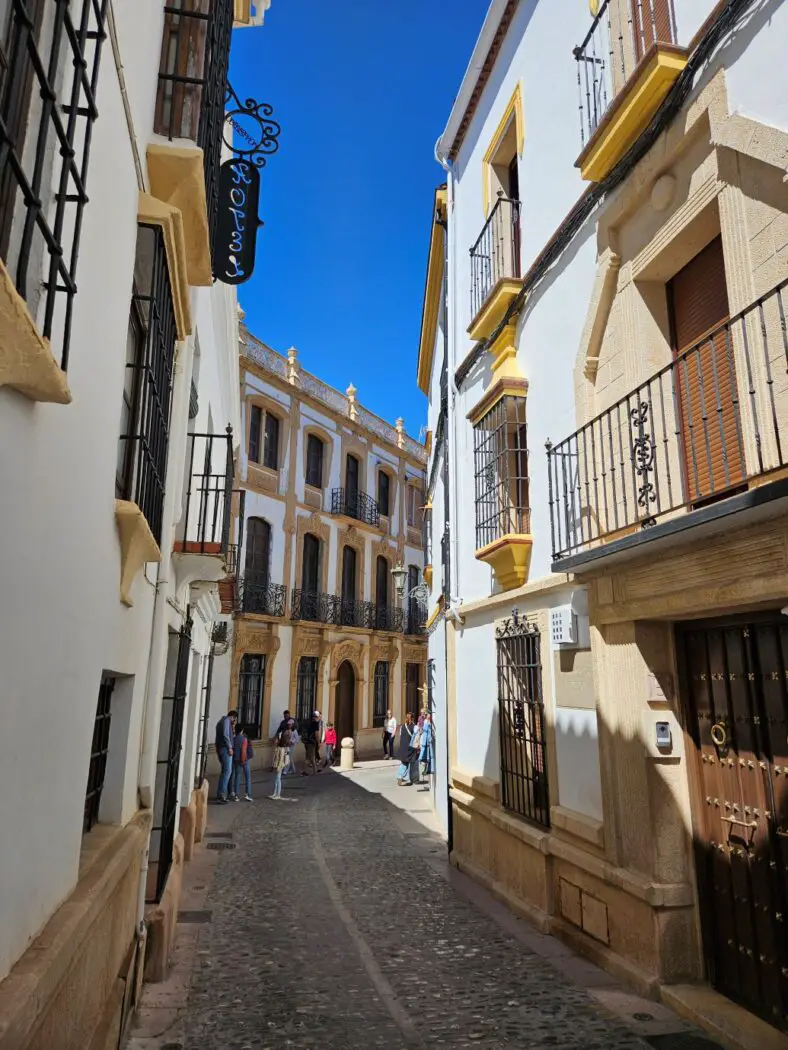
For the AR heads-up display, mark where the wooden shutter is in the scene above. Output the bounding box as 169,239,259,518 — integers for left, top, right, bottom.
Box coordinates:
669,236,743,502
346,454,359,496
631,0,675,61
302,534,319,592
376,556,388,607
248,405,262,463
341,546,357,601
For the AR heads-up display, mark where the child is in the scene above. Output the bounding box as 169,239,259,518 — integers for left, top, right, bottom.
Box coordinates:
232,725,254,801
284,719,299,776
322,722,337,768
270,726,291,800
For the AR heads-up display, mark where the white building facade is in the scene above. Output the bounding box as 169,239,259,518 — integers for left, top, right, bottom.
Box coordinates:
0,3,267,1047
420,0,788,1041
207,331,429,763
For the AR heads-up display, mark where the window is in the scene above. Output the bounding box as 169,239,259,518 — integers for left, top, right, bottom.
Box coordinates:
406,484,422,527
378,471,391,516
263,412,280,470
373,662,389,728
341,546,357,602
473,396,529,551
302,533,320,593
237,654,265,739
154,0,233,247
306,434,324,488
296,656,318,729
375,556,389,609
249,404,262,462
405,663,422,717
245,518,271,586
346,453,360,496
116,224,178,545
84,675,115,833
496,616,549,827
0,0,107,372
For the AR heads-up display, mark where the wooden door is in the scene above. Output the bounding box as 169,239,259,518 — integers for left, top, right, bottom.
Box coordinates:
335,661,355,742
668,236,744,504
678,618,788,1030
631,0,675,61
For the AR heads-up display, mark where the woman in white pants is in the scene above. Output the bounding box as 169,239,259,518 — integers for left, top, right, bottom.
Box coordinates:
285,720,299,776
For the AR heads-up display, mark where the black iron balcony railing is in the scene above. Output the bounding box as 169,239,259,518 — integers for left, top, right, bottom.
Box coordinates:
405,600,428,636
155,0,234,248
374,604,405,633
291,588,333,624
331,488,380,528
0,0,108,373
290,589,403,631
573,0,677,149
469,194,521,322
547,279,788,561
238,576,286,617
175,427,234,556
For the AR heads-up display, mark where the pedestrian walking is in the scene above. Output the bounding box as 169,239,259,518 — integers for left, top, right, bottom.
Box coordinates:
284,719,299,776
396,712,416,786
419,714,434,778
270,726,291,800
382,709,397,759
302,712,321,775
409,716,423,785
322,722,337,767
214,709,237,803
231,725,254,801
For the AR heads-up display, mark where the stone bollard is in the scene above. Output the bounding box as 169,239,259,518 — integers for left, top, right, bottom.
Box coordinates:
340,736,355,771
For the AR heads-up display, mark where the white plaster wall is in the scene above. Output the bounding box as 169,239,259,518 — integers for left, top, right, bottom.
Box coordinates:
554,709,603,821
454,617,499,780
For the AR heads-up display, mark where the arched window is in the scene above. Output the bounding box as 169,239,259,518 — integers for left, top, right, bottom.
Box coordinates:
245,518,271,586
306,434,324,488
373,661,389,727
377,471,391,516
376,555,389,609
302,533,320,593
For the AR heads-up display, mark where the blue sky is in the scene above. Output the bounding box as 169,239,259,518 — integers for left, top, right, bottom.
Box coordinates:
230,1,483,439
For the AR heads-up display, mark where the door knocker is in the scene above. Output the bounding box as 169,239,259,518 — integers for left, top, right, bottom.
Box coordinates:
710,718,729,756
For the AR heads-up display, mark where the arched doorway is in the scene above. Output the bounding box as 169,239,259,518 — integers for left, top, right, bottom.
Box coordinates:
335,660,355,742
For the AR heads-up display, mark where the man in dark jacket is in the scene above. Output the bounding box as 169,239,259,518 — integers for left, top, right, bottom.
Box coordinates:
396,712,416,786
215,709,237,802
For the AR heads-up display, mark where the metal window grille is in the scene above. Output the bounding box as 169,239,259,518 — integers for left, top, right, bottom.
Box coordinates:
178,428,234,554
295,656,317,730
469,195,521,322
331,487,380,527
149,615,192,903
117,224,178,545
405,662,421,717
194,649,214,787
83,673,114,833
496,616,549,827
473,396,530,550
0,0,108,371
237,653,265,739
373,661,389,728
154,0,233,250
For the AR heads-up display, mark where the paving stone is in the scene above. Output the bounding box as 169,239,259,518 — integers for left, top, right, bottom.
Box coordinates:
175,770,718,1050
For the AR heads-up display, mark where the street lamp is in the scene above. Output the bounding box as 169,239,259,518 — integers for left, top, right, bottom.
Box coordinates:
391,562,430,605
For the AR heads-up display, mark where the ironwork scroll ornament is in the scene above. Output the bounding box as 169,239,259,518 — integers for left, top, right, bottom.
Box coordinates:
222,83,281,166
630,401,657,528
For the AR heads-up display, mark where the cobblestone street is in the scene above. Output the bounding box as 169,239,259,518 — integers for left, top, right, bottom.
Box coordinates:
129,765,723,1050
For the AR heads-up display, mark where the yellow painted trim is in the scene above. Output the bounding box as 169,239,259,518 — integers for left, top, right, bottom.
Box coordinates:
138,193,193,340
467,277,522,342
579,47,688,182
467,376,528,426
482,81,524,216
416,186,448,395
423,565,433,588
475,534,533,591
115,500,162,606
234,0,251,22
0,256,71,403
146,143,212,286
425,595,445,630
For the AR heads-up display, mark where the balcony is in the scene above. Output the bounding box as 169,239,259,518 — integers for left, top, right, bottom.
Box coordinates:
547,280,788,566
290,590,403,631
331,488,380,528
238,576,286,617
405,600,428,636
468,195,521,341
149,0,234,285
573,0,687,182
373,604,405,633
173,429,234,585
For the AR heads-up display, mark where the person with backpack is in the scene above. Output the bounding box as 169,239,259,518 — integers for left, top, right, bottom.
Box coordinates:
231,724,254,801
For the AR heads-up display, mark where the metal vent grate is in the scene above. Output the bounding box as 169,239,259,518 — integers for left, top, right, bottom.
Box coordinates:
206,841,237,851
178,910,213,924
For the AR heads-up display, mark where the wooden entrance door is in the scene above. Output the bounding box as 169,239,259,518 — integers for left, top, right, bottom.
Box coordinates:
335,660,355,743
668,236,744,504
678,617,788,1030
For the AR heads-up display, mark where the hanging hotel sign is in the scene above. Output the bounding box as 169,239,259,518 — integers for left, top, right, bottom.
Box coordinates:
214,84,281,286
214,158,262,285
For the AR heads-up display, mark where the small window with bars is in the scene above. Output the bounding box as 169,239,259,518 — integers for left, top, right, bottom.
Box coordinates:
84,674,115,833
237,654,265,740
0,0,108,372
373,661,389,728
296,656,318,730
116,223,178,545
473,396,530,550
496,616,549,828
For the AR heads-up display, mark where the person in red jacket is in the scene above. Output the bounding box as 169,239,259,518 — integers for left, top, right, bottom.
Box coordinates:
322,722,337,768
231,726,255,801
